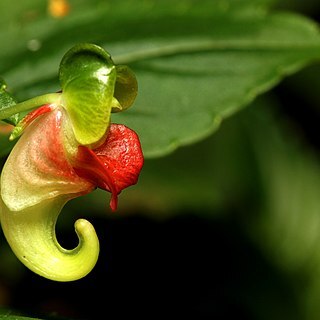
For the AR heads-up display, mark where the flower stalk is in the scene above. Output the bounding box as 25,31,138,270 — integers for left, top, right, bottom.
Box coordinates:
0,93,61,120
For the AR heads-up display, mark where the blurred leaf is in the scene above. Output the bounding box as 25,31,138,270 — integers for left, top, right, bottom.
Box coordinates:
241,98,320,270
0,309,42,320
0,0,320,157
233,97,320,320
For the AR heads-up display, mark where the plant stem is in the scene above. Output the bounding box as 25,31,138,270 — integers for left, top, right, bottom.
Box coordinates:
0,92,61,120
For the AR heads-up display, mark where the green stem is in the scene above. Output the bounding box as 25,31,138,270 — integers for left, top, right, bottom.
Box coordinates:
0,92,61,120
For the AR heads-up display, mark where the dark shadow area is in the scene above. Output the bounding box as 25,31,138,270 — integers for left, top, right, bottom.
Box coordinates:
9,212,301,320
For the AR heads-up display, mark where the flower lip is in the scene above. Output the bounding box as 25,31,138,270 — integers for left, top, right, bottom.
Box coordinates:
73,123,144,211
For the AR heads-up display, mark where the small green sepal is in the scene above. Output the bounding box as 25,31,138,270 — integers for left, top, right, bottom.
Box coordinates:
112,65,138,113
0,78,19,126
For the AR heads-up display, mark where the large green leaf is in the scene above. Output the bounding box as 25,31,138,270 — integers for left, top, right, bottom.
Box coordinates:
1,0,320,157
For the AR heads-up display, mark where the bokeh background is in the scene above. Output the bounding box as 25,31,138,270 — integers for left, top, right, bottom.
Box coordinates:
2,1,320,319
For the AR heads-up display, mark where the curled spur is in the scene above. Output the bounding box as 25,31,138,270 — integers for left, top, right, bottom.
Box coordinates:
0,43,144,281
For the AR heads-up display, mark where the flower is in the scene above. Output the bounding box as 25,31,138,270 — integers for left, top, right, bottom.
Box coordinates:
0,44,143,281
2,104,143,213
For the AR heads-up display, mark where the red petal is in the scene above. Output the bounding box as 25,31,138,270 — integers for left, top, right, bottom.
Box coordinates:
73,124,144,211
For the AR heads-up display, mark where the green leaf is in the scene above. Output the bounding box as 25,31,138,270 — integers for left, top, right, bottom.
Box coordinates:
0,78,19,126
0,0,320,156
113,12,320,157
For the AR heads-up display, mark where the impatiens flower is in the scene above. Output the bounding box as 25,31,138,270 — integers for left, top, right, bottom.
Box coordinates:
0,44,144,281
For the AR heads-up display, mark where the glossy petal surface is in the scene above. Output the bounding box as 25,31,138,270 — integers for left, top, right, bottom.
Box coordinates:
74,124,144,211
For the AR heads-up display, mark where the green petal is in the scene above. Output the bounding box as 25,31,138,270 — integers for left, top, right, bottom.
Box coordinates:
59,43,117,146
0,196,99,282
